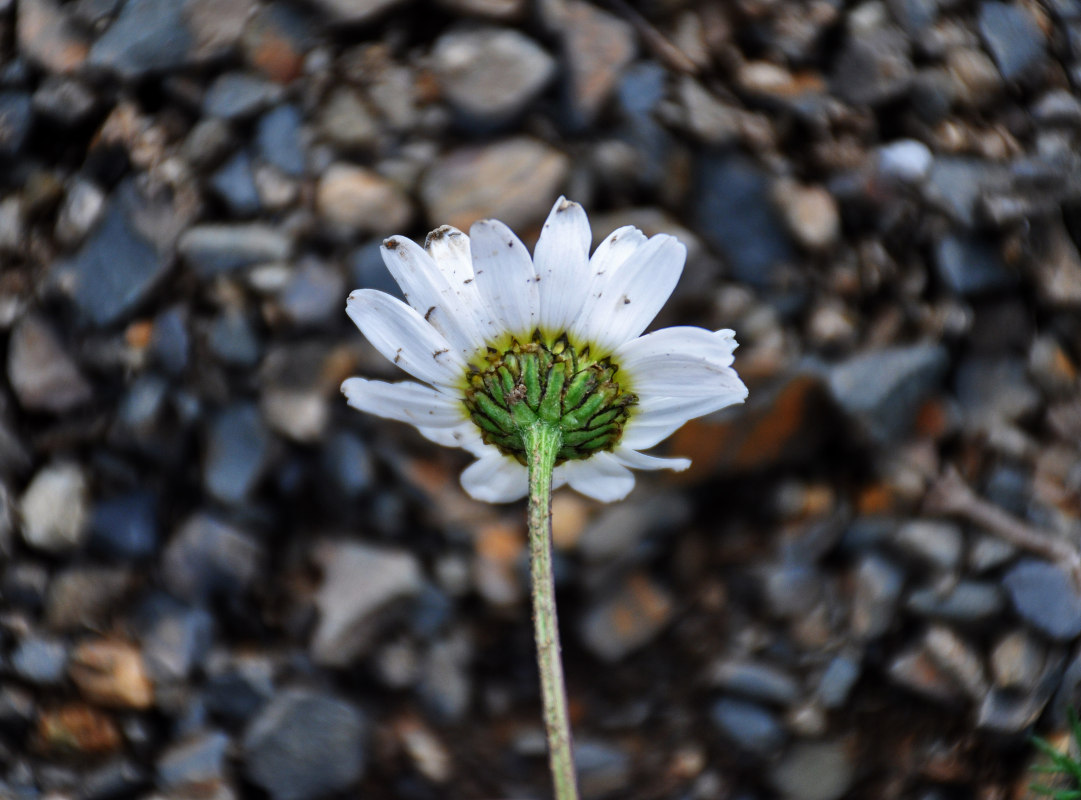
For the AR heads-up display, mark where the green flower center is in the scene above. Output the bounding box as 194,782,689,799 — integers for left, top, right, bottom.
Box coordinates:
463,334,637,465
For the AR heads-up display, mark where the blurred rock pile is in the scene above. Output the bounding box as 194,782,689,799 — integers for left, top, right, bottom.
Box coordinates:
2,0,1081,797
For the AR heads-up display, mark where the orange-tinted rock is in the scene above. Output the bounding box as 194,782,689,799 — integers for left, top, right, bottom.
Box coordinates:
241,3,313,83
671,372,834,479
36,704,122,756
69,639,154,710
579,572,674,662
17,0,91,74
473,521,525,607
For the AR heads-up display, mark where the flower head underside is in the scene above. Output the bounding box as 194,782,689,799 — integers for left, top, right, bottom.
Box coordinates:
342,197,748,503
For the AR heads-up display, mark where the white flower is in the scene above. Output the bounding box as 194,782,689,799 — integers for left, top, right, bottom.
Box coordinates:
342,197,748,503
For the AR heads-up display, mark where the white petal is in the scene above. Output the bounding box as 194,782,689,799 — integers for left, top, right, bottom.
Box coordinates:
341,377,465,428
346,289,464,388
576,234,686,352
417,421,490,458
380,235,488,357
620,388,746,450
619,416,688,451
424,225,474,283
470,219,540,338
460,453,529,503
616,327,748,400
616,326,737,370
613,447,691,472
635,393,740,421
561,452,636,502
534,197,591,332
570,225,647,345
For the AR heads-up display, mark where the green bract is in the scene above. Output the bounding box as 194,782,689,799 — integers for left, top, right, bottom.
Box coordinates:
463,334,636,465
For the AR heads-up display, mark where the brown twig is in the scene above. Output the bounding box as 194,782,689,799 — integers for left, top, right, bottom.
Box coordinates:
924,466,1081,587
605,0,701,75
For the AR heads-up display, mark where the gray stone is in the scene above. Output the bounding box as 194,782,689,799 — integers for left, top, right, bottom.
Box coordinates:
278,260,345,327
210,150,261,216
256,105,306,177
315,88,380,150
151,306,190,375
977,687,1051,733
907,580,1005,623
578,492,692,563
19,461,89,553
243,688,367,800
208,310,261,367
876,139,934,182
309,0,407,23
204,656,275,724
893,520,963,571
420,137,568,232
87,0,249,78
614,62,672,188
575,740,632,798
925,157,1003,227
710,698,785,757
708,660,801,706
178,224,291,276
88,491,158,561
0,92,32,155
32,76,96,126
157,730,230,788
1033,89,1081,126
677,76,742,147
44,566,133,630
769,740,854,800
852,554,905,639
692,153,795,287
55,178,106,247
182,117,235,170
818,654,861,709
203,72,282,120
311,540,424,666
831,29,914,106
54,180,173,327
935,233,1016,294
1004,560,1081,640
419,632,472,721
163,513,263,604
954,357,1041,429
827,344,949,444
887,0,939,34
11,636,68,685
978,1,1046,81
204,403,272,504
432,27,555,128
7,314,92,414
558,0,635,128
967,535,1016,573
87,0,194,78
436,0,523,18
136,594,214,682
321,432,375,497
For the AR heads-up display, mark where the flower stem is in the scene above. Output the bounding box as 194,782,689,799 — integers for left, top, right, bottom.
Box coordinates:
523,421,580,800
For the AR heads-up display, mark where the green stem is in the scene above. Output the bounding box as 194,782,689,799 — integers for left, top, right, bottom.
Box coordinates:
524,421,580,800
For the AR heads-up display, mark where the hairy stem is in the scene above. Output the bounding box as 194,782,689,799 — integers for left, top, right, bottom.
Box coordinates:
524,422,579,800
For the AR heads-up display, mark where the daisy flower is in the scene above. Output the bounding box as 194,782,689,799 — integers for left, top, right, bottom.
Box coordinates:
342,197,748,503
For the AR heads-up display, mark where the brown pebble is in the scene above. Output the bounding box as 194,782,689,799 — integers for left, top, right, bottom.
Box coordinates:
69,639,154,710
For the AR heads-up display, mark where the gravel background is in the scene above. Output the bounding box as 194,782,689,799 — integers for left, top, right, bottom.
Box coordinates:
3,0,1081,798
